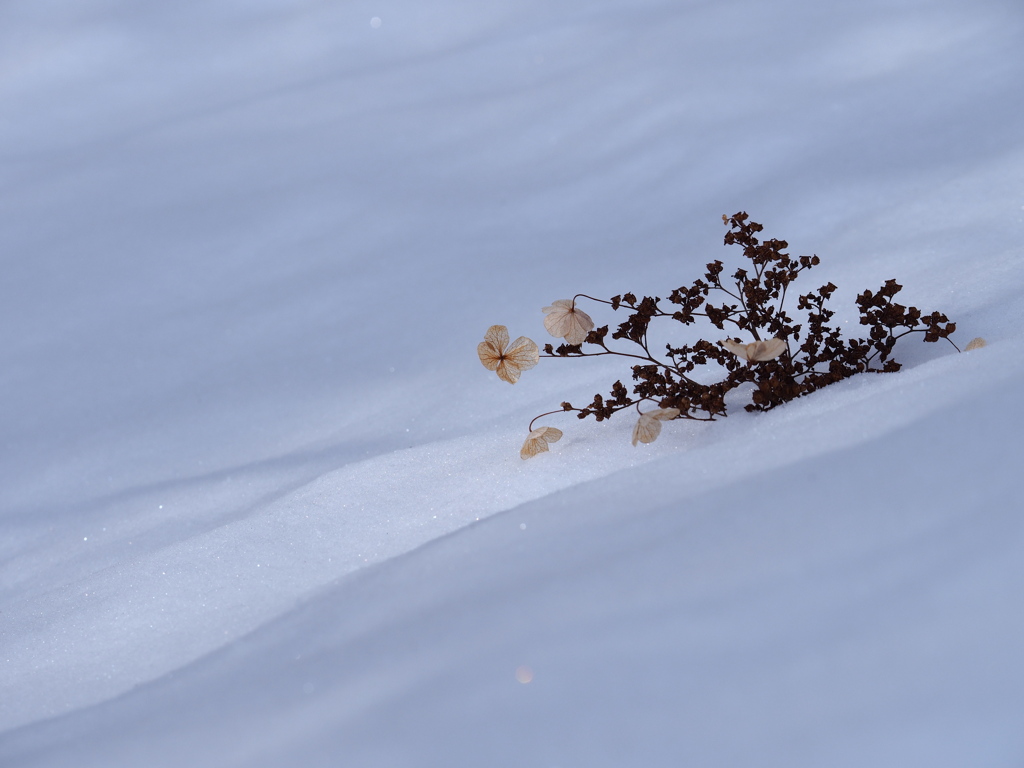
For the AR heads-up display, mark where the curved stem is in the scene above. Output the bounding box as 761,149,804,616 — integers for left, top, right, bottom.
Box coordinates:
528,408,579,432
573,293,615,307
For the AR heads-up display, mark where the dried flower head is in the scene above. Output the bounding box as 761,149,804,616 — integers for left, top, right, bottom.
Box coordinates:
478,325,539,384
965,337,987,351
484,214,962,459
520,426,563,459
720,337,787,362
631,407,680,446
543,299,595,345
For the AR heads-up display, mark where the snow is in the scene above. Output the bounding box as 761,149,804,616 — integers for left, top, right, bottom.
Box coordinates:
1,0,1023,764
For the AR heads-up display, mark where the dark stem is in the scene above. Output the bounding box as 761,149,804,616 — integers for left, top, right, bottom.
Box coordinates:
528,408,580,432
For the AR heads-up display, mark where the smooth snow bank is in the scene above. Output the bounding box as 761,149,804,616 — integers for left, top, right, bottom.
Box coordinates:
2,324,1004,733
3,340,1021,768
0,413,673,729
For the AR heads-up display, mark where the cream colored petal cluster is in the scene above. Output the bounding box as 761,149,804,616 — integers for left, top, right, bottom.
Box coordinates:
631,407,680,446
520,426,563,459
478,325,539,384
720,337,787,362
542,299,595,345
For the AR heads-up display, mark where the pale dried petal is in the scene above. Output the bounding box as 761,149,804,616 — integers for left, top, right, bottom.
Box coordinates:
477,340,501,371
520,426,564,460
543,299,594,345
631,408,679,446
484,324,509,351
747,338,787,362
965,337,987,351
478,325,509,371
495,360,521,384
505,336,540,370
648,407,680,421
720,337,786,362
631,414,663,446
538,426,563,442
542,299,574,336
564,312,595,345
496,336,539,384
720,339,748,359
520,436,545,459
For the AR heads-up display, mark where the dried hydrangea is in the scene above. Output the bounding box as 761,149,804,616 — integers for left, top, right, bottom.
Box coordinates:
543,299,594,346
481,214,964,459
631,407,680,446
477,325,539,384
520,426,563,459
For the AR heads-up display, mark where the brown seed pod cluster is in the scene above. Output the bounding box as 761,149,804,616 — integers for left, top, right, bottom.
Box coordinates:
479,213,961,458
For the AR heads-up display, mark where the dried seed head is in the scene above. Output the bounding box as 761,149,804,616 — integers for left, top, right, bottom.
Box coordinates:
965,337,987,351
631,407,680,446
543,299,595,345
720,337,787,362
478,325,539,384
520,426,563,459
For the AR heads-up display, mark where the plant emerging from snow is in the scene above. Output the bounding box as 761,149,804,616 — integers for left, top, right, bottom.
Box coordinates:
479,213,960,458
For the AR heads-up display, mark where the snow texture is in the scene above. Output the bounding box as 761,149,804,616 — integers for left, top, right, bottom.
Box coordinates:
1,0,1023,765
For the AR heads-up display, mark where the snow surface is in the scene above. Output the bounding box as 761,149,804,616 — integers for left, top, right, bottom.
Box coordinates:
1,0,1023,764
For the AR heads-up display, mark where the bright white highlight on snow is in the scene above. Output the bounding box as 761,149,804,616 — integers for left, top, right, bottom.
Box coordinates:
0,0,1022,765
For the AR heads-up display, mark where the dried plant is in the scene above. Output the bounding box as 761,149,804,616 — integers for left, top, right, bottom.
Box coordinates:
480,213,960,458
